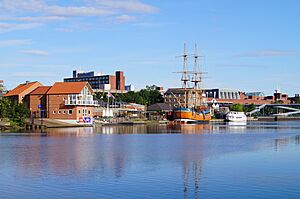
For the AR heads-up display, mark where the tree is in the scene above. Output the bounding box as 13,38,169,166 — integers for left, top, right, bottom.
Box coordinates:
230,103,244,112
243,103,256,113
95,87,164,106
0,98,11,118
0,99,30,127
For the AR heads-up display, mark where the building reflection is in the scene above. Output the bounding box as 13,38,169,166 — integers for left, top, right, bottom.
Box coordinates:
274,134,300,151
8,124,300,199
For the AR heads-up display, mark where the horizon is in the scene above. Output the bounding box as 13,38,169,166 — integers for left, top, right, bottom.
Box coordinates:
0,0,299,95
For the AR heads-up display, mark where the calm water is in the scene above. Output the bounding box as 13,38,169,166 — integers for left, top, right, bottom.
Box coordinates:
1,121,300,199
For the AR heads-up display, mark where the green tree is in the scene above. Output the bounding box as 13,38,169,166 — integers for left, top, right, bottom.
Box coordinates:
0,98,11,118
230,103,244,112
243,103,256,113
0,99,30,127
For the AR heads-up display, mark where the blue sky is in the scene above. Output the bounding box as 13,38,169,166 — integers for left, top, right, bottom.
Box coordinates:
0,0,299,95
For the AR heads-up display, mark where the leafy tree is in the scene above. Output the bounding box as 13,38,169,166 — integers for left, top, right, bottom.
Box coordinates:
95,86,164,106
230,103,244,112
0,98,11,118
243,103,256,113
0,99,30,126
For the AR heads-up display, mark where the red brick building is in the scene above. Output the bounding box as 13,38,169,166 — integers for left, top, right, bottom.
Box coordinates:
9,81,98,125
5,81,42,103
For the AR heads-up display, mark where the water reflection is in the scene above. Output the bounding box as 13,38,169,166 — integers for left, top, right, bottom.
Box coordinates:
1,123,300,198
274,135,300,151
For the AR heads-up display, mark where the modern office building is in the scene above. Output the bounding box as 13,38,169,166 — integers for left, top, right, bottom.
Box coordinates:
64,70,126,93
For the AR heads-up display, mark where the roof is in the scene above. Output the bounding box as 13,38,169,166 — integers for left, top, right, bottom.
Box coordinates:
246,92,265,97
29,86,52,95
47,82,92,94
147,103,173,112
4,81,42,97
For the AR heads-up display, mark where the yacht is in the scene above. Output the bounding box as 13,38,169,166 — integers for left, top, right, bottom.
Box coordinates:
226,111,247,122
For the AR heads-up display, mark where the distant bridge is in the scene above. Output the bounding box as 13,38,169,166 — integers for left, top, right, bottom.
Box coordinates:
248,104,300,117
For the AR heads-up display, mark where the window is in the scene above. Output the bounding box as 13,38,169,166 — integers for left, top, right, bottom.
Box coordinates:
88,110,91,114
53,111,56,114
78,110,81,114
63,111,66,114
58,111,61,114
68,110,73,115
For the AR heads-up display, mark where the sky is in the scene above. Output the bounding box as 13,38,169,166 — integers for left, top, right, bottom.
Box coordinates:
0,0,300,95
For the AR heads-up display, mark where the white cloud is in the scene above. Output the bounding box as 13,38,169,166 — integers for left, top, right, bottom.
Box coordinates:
0,16,67,22
0,0,158,17
91,0,159,13
0,0,159,32
114,15,137,23
0,22,41,33
13,71,56,78
20,50,49,56
234,50,300,58
0,39,31,46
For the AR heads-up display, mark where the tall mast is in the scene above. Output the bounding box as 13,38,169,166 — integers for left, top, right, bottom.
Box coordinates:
193,44,199,107
199,46,203,106
182,43,188,108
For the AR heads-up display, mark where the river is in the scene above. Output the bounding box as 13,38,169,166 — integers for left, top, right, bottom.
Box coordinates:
1,121,300,198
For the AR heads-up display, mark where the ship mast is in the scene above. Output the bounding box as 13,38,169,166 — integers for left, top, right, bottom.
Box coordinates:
182,43,188,108
192,44,199,108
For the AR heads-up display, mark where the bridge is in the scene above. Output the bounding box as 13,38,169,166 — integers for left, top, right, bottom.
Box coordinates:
248,104,300,117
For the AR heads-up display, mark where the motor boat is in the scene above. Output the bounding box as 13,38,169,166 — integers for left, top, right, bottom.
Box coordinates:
226,111,247,122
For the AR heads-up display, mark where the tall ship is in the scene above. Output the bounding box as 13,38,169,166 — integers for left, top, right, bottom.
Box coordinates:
167,44,211,124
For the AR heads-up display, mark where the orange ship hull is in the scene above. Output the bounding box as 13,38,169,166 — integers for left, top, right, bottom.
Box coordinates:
168,108,211,123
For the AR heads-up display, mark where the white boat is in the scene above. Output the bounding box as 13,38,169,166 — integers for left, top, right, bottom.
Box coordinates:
226,111,247,122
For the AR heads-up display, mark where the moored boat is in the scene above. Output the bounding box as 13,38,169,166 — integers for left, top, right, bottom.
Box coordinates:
225,111,247,122
171,108,211,123
167,44,211,124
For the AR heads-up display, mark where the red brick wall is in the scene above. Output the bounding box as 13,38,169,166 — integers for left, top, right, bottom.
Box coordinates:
109,76,116,90
47,94,94,120
115,71,125,91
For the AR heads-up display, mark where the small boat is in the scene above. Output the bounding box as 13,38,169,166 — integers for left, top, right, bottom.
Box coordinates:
226,111,247,122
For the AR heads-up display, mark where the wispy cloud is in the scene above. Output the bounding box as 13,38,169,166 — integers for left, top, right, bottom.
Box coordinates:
20,50,49,56
91,0,159,13
0,22,41,33
13,71,56,78
0,39,31,46
234,50,300,58
0,0,158,32
0,16,67,22
213,63,268,68
114,14,137,23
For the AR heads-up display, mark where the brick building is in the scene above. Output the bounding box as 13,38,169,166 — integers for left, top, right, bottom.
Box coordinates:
4,81,42,103
9,81,98,125
64,70,126,93
164,87,292,107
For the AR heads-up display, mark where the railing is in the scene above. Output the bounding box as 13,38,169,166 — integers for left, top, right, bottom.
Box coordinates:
65,100,99,106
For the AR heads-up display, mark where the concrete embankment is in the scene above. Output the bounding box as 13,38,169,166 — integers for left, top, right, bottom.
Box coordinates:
257,116,300,121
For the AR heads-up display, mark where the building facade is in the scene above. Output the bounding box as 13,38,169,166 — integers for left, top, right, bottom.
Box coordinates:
164,88,292,107
8,81,98,125
64,70,126,93
4,81,42,103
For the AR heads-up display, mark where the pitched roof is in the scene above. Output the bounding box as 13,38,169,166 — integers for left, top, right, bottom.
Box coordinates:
47,82,92,94
29,86,52,95
147,103,173,112
4,81,42,97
